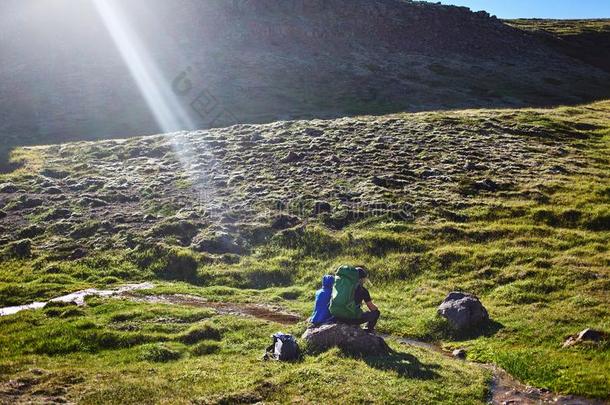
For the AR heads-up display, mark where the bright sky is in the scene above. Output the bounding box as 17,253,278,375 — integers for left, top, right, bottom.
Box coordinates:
429,0,610,19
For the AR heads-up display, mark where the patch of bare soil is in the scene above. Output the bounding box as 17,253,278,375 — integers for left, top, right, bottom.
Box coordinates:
0,369,83,405
126,293,302,325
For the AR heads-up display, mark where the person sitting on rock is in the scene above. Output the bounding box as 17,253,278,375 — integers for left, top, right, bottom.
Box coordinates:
351,267,380,333
330,266,381,333
309,275,335,326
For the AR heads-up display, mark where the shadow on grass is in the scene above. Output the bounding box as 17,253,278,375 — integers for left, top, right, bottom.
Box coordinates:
450,319,505,342
0,145,20,174
423,316,505,342
363,349,441,380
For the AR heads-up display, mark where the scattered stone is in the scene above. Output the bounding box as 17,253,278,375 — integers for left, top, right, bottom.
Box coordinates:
271,215,300,230
44,208,72,221
313,201,332,215
0,210,6,219
191,232,244,254
563,328,607,348
249,132,264,142
463,161,487,171
474,178,499,192
6,239,32,258
78,197,108,208
41,168,69,179
68,248,88,260
69,222,101,239
302,323,390,355
151,220,199,242
437,291,489,331
18,225,44,239
304,128,324,137
281,151,304,163
13,197,43,210
44,187,63,195
0,183,19,193
372,176,408,189
548,165,568,174
49,221,74,235
227,175,244,187
420,169,440,179
452,348,467,359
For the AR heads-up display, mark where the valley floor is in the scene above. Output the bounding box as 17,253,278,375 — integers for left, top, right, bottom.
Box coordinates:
0,101,609,403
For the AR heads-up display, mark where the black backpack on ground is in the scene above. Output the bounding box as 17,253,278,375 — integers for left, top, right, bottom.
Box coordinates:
263,332,299,361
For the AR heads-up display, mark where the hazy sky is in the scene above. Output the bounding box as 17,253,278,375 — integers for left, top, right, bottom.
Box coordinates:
431,0,610,19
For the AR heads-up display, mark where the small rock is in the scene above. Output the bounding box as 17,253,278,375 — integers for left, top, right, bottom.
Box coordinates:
281,151,304,163
578,328,604,341
41,169,69,179
372,176,408,189
304,128,324,137
420,169,439,179
0,210,6,219
548,165,568,174
44,187,63,195
143,214,157,222
68,248,88,260
249,132,264,142
0,183,19,193
271,215,300,230
452,348,467,359
463,161,486,171
227,175,245,186
313,201,332,215
191,232,243,254
563,328,607,348
474,179,499,192
18,225,44,239
437,292,489,332
302,323,389,355
69,222,101,239
78,197,108,208
44,208,72,221
14,197,43,210
6,239,32,258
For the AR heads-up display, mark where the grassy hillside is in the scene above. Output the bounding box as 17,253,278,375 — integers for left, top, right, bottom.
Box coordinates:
0,101,609,403
2,1,610,174
507,19,610,73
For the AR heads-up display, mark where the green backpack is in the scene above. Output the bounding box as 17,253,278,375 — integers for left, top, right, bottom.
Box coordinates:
329,265,362,320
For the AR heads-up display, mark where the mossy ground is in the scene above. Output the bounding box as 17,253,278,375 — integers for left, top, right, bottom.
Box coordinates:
0,102,609,403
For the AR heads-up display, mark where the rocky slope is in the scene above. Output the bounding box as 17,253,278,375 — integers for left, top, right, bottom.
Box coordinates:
0,103,600,261
1,0,609,159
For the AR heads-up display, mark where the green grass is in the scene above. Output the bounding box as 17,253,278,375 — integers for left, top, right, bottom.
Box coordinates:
0,301,489,404
1,101,609,402
506,18,610,36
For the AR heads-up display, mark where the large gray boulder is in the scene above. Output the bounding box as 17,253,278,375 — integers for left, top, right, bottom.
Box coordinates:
437,292,489,331
301,323,389,355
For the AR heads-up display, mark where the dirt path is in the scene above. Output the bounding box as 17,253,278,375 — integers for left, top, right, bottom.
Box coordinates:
126,293,302,325
0,286,604,405
122,292,605,405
